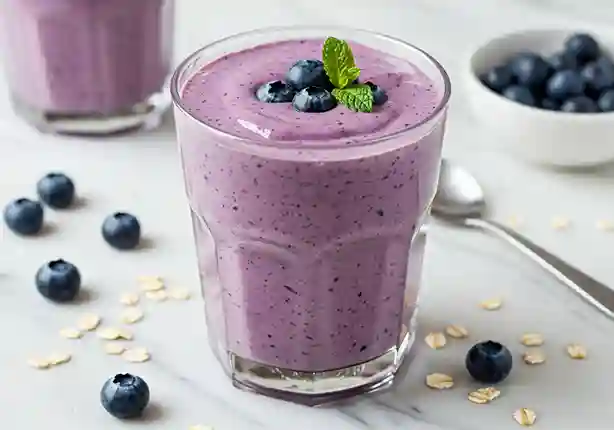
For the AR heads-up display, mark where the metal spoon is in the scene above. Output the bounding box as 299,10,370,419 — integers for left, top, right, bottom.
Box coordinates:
432,159,614,320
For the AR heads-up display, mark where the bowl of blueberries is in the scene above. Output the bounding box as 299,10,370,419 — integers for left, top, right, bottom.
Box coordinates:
467,30,614,167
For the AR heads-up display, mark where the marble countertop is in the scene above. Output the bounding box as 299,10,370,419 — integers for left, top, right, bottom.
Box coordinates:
1,0,614,429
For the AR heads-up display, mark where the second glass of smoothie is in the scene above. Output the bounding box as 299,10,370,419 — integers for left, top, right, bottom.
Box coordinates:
171,27,450,404
0,0,174,135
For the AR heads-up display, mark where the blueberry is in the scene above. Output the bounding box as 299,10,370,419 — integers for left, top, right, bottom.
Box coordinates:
564,33,600,64
547,51,579,71
36,172,75,209
541,98,560,111
292,87,336,113
465,340,513,384
35,259,81,302
101,373,150,419
509,53,551,87
480,65,514,93
580,61,614,96
3,198,43,235
546,70,585,100
102,212,141,250
597,89,614,112
286,60,331,90
502,85,536,106
561,95,598,113
255,80,295,103
365,81,388,105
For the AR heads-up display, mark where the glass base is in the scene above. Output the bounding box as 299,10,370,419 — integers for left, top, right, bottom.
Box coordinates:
225,328,415,406
10,87,170,136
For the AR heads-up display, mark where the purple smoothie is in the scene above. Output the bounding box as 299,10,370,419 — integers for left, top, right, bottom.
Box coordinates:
175,39,447,372
0,0,173,114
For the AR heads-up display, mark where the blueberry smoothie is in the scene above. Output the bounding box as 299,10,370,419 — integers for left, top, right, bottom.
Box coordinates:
0,0,174,133
172,29,449,398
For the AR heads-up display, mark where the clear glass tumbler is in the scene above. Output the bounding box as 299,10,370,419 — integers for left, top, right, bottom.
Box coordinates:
0,0,174,135
171,26,450,405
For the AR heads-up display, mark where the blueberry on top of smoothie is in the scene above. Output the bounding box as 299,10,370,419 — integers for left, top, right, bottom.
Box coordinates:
292,87,336,112
255,37,387,114
256,80,295,103
366,81,388,105
286,59,332,90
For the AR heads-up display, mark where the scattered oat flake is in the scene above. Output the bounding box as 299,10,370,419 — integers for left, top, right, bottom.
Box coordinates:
59,327,83,339
138,276,165,292
596,219,614,231
168,287,191,300
189,426,214,430
145,290,168,302
424,332,447,349
551,216,570,230
513,408,537,426
480,298,503,311
523,350,546,365
120,292,140,306
28,358,51,369
468,387,500,404
104,342,126,355
121,307,144,324
445,324,469,339
567,343,587,359
48,352,71,365
467,391,490,404
520,333,544,347
77,313,101,331
425,373,454,389
122,347,151,363
479,387,500,401
98,327,133,340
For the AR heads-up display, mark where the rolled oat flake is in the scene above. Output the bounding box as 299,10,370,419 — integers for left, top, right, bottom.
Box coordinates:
513,408,537,426
425,373,454,389
424,332,447,349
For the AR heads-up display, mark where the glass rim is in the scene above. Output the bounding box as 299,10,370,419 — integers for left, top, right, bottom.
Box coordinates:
170,25,452,151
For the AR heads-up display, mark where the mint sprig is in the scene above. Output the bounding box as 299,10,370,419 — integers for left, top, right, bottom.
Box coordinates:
332,85,373,113
322,37,374,113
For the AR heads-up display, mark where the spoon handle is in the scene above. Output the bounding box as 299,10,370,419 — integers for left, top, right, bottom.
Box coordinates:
467,217,614,320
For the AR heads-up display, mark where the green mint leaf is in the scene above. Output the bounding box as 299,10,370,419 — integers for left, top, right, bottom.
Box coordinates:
332,84,374,113
322,37,359,89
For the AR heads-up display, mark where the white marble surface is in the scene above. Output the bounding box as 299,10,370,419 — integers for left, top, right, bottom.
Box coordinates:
1,0,614,429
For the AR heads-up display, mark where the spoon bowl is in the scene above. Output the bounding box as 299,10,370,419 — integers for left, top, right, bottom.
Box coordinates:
432,160,486,220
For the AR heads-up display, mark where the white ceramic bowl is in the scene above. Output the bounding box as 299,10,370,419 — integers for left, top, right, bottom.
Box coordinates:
465,29,614,168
